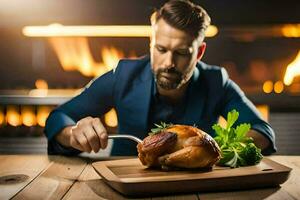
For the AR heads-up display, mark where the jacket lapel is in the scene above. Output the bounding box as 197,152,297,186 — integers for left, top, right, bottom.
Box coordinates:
120,62,153,135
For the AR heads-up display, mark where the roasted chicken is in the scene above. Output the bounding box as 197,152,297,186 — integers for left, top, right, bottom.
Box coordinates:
137,125,221,169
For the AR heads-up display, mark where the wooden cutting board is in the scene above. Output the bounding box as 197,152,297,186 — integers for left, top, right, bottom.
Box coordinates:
92,157,291,197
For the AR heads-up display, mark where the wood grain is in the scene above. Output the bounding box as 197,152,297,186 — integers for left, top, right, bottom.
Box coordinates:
152,194,199,200
199,188,296,200
63,164,150,200
198,156,300,200
11,156,86,200
270,156,300,199
0,155,51,200
0,155,298,200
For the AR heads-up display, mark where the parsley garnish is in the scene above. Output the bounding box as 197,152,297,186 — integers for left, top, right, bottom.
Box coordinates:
213,109,263,168
149,122,172,136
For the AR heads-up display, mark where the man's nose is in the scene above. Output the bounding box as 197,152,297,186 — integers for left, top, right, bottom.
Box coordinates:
163,52,175,69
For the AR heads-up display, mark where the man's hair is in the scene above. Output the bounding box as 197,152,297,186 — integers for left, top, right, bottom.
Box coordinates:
151,0,211,39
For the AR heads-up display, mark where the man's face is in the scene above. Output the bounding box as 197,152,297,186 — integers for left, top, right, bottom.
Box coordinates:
150,19,205,90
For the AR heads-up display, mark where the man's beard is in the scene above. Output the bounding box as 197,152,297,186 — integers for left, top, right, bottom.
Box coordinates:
153,67,184,90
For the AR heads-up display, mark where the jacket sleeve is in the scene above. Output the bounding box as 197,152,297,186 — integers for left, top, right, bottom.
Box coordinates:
44,69,117,155
218,68,277,155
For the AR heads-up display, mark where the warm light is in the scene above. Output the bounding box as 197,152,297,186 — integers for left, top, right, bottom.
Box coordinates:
6,105,21,126
101,47,125,71
206,25,218,37
22,24,218,38
217,105,269,127
104,108,118,127
23,24,152,37
28,89,48,97
25,24,217,78
21,106,37,126
256,105,269,122
282,24,300,38
0,106,5,125
37,106,51,127
28,79,49,97
274,81,284,93
263,80,273,93
284,51,300,86
217,116,227,128
35,79,48,89
49,38,124,77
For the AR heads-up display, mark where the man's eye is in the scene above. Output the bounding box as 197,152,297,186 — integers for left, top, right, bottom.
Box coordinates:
156,47,166,53
176,50,191,56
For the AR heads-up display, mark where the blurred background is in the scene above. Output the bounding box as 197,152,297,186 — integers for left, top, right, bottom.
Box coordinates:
0,0,300,155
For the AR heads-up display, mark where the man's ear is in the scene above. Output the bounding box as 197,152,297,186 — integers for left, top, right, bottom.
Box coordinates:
197,42,206,60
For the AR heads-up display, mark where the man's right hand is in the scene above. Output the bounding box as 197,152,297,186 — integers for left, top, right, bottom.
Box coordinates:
55,117,108,153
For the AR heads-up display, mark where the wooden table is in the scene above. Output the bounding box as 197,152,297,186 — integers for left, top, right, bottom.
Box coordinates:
0,155,299,200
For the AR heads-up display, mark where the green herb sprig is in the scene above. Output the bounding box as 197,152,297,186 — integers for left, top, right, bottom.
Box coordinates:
149,122,172,136
213,109,263,168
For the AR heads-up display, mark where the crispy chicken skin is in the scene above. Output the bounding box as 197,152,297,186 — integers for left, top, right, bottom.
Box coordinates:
137,125,221,169
137,131,177,167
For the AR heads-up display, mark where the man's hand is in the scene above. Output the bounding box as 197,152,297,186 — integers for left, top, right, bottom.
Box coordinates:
246,129,270,151
56,117,108,153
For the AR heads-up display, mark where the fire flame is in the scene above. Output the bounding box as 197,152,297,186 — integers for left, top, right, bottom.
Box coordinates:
46,37,133,127
1,105,52,127
284,50,300,86
21,106,37,126
37,106,52,127
49,37,125,77
104,108,118,127
0,106,4,125
6,106,21,126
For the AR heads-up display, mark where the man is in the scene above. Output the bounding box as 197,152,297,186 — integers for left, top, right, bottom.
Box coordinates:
45,0,276,156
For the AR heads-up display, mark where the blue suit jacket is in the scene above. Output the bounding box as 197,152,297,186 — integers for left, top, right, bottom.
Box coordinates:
44,55,276,156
